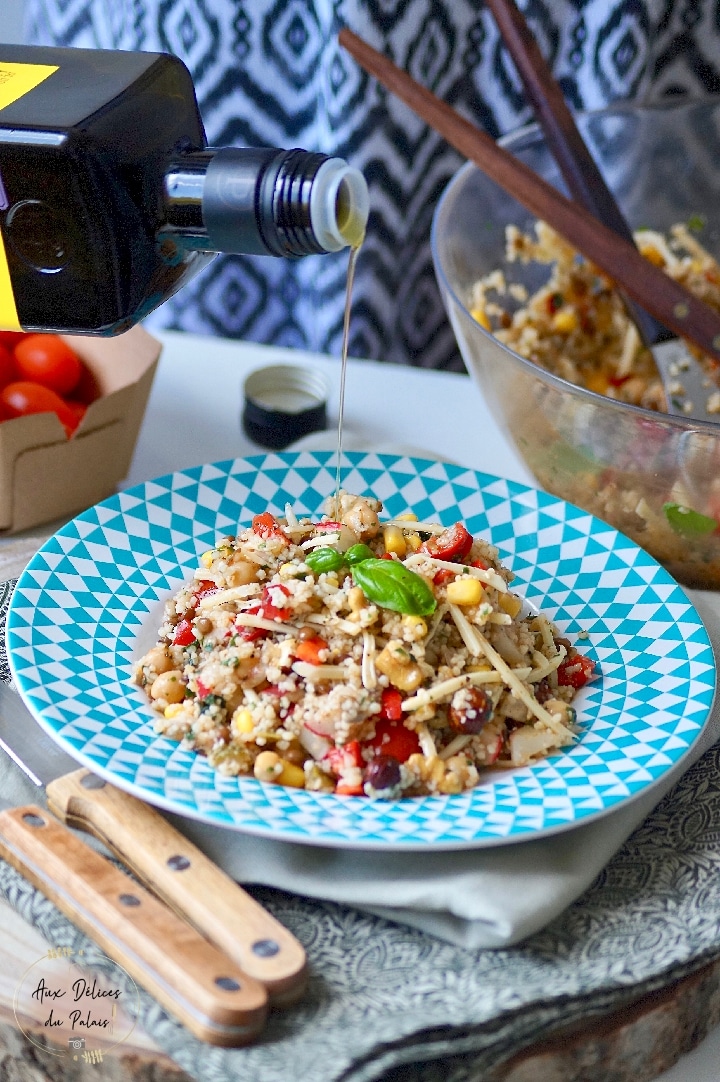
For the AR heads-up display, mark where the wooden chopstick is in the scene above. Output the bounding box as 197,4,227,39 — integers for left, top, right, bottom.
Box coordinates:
338,27,720,371
484,0,667,348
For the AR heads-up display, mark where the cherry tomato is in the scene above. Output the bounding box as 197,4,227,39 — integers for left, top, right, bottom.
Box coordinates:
420,522,474,562
0,331,27,347
251,512,289,542
0,381,78,437
64,399,88,431
0,343,16,389
14,334,83,396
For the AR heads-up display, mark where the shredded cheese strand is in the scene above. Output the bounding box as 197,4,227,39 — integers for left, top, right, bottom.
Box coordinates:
361,631,377,690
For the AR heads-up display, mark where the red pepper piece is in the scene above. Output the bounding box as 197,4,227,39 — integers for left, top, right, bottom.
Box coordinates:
251,512,289,542
335,779,365,796
323,740,363,777
294,637,328,665
420,522,473,562
172,618,195,646
195,678,211,699
193,579,219,600
366,718,421,763
433,568,456,586
260,583,292,621
378,687,404,722
235,603,268,642
557,654,596,689
312,520,344,531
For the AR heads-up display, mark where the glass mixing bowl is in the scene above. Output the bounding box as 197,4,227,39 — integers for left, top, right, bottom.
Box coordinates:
431,97,720,589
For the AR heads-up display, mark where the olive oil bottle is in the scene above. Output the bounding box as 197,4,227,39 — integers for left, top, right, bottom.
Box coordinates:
0,44,369,336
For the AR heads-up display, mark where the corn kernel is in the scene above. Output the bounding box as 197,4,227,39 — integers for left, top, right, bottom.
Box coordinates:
551,309,578,334
405,531,422,552
584,371,609,395
402,614,428,639
383,524,407,557
446,577,485,606
499,592,522,618
163,703,184,719
231,707,255,735
395,512,418,522
470,306,491,330
639,243,665,267
200,550,214,568
278,562,296,577
276,759,307,788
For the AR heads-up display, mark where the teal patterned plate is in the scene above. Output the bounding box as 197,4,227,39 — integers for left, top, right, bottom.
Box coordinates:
6,452,716,850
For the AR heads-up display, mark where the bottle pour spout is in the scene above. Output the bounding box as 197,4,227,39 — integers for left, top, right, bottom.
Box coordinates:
309,158,369,251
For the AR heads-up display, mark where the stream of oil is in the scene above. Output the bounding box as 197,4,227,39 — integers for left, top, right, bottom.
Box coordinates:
333,240,362,516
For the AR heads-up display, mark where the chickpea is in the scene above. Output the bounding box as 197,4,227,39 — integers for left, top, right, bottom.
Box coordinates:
141,645,175,676
226,557,259,587
149,669,185,704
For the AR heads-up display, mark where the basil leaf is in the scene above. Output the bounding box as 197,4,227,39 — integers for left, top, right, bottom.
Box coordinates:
305,546,346,574
351,558,437,615
345,543,374,565
663,502,718,537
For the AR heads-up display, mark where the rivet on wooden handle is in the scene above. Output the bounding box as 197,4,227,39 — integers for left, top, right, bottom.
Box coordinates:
0,805,268,1046
46,770,307,1005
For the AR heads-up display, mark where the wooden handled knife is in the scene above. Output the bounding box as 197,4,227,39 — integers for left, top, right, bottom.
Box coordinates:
0,682,307,1010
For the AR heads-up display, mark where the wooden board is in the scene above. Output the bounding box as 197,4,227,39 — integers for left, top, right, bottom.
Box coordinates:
1,887,719,1081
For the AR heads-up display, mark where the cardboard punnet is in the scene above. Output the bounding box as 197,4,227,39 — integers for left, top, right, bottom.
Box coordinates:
0,325,160,533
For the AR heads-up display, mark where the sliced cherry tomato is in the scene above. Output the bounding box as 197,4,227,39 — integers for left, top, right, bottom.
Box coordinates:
14,334,83,396
260,583,292,621
420,522,473,562
294,637,328,665
251,512,289,542
172,618,196,646
0,381,78,437
366,717,421,763
557,653,596,689
378,686,404,722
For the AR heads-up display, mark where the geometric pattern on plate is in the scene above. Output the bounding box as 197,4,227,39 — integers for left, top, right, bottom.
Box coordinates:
6,451,715,850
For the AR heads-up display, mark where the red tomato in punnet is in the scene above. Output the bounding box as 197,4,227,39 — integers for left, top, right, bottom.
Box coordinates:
0,381,79,437
14,334,83,396
0,332,94,438
0,343,16,389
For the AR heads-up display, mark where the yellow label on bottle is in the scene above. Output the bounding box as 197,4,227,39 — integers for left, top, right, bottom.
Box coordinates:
0,231,21,330
0,62,58,112
0,62,57,329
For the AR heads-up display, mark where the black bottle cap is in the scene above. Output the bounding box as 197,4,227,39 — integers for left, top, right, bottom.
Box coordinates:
242,364,330,450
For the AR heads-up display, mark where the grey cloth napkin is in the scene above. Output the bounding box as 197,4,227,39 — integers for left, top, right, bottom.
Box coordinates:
3,539,720,1080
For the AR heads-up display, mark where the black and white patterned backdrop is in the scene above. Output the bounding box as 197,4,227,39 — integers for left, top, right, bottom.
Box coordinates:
22,0,720,369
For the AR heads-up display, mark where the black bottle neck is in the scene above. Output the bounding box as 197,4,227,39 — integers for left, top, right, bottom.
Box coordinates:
162,147,368,258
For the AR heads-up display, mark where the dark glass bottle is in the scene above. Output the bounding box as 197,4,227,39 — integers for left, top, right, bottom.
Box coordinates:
0,44,369,336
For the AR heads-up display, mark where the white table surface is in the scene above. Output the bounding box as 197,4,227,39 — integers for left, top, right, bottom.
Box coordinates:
11,328,720,1080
